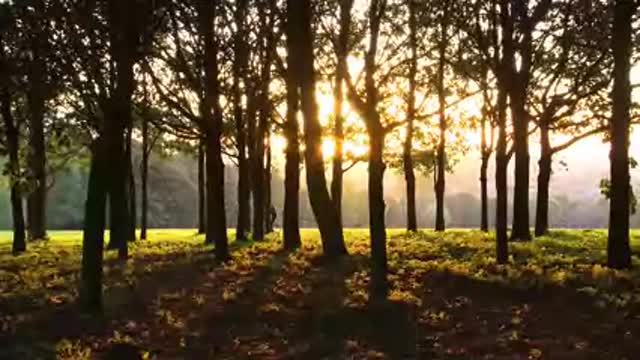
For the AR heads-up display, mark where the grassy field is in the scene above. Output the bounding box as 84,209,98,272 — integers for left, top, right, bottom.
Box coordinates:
1,229,640,359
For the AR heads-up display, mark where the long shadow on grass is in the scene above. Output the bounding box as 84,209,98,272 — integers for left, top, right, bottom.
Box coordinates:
416,270,640,358
0,239,280,359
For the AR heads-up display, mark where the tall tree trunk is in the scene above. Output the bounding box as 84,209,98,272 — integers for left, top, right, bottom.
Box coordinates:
288,0,347,258
607,0,634,269
403,0,417,232
1,89,26,254
434,4,449,232
495,87,509,264
535,118,551,236
508,0,534,242
141,110,149,240
331,0,354,223
233,0,250,242
26,6,48,242
197,141,206,234
495,0,513,264
369,129,388,297
25,0,47,242
509,88,531,241
126,125,136,242
105,0,138,260
283,20,301,250
80,138,107,312
252,1,274,242
479,71,490,232
246,88,257,234
198,0,229,260
364,0,387,298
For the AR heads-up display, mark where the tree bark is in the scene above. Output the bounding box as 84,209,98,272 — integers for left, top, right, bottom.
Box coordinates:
197,140,206,234
495,0,513,264
434,3,449,232
264,136,274,234
198,0,229,260
607,0,634,269
1,89,26,254
479,71,490,232
331,0,354,223
233,0,250,241
26,4,48,242
363,0,388,298
508,0,535,242
283,18,301,250
141,110,149,240
403,0,417,232
509,89,531,241
80,138,107,312
126,125,136,242
105,0,139,259
534,118,551,237
288,0,347,258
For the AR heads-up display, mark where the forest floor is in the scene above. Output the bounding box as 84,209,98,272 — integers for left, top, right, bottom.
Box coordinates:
1,229,640,359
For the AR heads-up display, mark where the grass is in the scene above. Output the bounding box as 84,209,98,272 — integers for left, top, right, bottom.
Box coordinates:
1,229,640,359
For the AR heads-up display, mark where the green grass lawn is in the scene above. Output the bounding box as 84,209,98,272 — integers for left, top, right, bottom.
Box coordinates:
1,229,640,359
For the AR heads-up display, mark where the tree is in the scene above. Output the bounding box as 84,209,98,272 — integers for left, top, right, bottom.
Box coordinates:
23,0,50,242
287,0,347,258
282,0,302,250
495,0,513,263
0,5,26,255
434,0,453,232
196,0,228,259
233,0,250,241
331,0,355,224
607,0,635,269
531,0,610,236
508,0,553,242
346,0,390,297
403,0,418,232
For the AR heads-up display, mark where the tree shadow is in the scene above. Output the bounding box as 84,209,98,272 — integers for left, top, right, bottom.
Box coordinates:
0,239,283,359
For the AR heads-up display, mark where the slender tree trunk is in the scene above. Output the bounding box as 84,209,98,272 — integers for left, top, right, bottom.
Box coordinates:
607,0,634,269
369,130,388,297
495,0,512,264
283,20,301,250
404,0,417,232
246,88,257,234
233,0,250,241
197,141,206,234
264,136,274,234
535,119,552,236
510,88,531,241
479,71,490,232
80,139,107,312
508,0,534,242
434,7,449,232
331,0,354,223
198,0,229,260
252,2,274,242
288,0,347,258
362,0,388,298
495,87,509,264
141,112,149,240
126,125,136,242
1,89,26,254
26,0,47,242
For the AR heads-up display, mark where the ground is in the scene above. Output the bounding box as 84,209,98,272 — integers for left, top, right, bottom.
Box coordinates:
1,229,640,359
